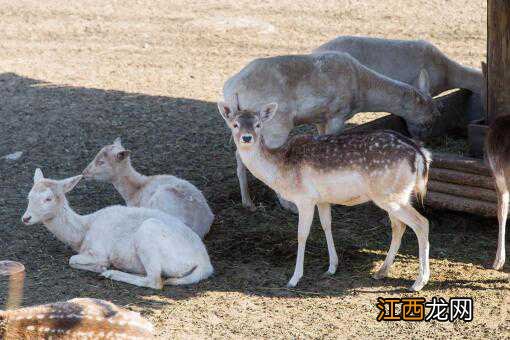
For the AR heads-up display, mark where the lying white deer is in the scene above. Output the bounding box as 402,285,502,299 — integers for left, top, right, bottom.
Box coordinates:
82,137,214,239
486,115,510,270
1,298,154,339
21,169,214,289
223,52,439,211
314,36,482,96
218,101,432,291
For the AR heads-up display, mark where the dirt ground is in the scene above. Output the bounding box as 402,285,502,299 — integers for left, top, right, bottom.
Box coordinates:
0,0,508,338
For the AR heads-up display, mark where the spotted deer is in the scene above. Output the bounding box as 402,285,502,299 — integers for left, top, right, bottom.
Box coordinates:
486,115,510,270
223,52,439,212
21,169,214,289
218,101,432,291
0,298,154,339
314,36,482,96
83,137,214,239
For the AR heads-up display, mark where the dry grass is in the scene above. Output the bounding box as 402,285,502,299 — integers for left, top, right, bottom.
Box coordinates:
0,1,508,338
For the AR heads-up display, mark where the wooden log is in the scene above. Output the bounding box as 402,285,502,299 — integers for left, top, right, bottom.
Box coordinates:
429,168,495,190
346,115,408,135
431,152,491,176
425,191,497,217
428,180,497,203
487,0,510,124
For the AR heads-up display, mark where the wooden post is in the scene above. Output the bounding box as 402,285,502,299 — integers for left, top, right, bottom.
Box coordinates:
0,261,25,310
487,0,510,124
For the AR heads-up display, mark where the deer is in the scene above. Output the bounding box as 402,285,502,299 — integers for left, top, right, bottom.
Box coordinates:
0,298,154,339
485,115,510,271
223,52,439,212
313,36,482,97
218,100,432,291
21,169,214,289
82,137,214,239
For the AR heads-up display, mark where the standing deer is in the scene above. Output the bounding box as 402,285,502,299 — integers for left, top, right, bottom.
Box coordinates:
21,169,214,289
82,137,214,239
314,36,482,96
0,298,154,339
223,52,438,212
486,115,510,270
218,100,432,291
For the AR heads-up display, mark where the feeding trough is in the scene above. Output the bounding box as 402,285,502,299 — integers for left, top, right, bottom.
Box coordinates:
348,0,510,217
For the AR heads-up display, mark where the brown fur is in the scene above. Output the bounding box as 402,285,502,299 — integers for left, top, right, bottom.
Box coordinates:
486,115,510,178
0,298,153,339
261,130,420,174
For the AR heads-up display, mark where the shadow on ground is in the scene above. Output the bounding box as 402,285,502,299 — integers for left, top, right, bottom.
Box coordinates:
0,73,506,315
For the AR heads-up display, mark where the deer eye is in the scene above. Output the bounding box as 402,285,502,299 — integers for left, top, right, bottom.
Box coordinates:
96,160,105,166
45,197,52,202
255,123,261,128
233,123,239,129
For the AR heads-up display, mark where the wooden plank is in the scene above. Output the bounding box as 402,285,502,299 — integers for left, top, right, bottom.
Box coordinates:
431,152,491,176
346,115,408,135
429,168,495,190
487,0,510,123
428,180,497,203
425,191,497,217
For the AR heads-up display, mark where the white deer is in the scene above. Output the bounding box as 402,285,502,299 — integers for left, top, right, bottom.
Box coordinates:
485,115,510,270
21,169,214,289
314,36,482,96
0,298,154,339
223,52,438,211
82,137,214,239
218,101,432,291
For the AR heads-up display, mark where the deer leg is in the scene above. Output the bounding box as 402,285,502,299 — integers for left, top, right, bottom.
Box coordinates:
277,194,298,214
69,254,108,274
373,214,406,279
102,234,164,289
236,150,255,211
287,202,315,287
385,204,430,292
317,203,338,275
493,175,508,270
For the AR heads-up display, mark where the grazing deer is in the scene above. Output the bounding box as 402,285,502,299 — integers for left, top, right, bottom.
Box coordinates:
218,101,432,291
223,52,439,211
486,115,510,270
82,137,214,239
21,169,214,289
0,298,154,339
314,36,482,96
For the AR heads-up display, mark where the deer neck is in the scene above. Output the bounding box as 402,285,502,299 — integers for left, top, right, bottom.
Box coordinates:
237,139,285,191
111,160,148,205
446,60,482,94
43,200,88,252
359,68,415,120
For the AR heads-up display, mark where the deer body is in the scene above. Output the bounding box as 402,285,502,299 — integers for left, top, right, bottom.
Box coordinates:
485,115,510,270
0,298,153,339
223,52,437,210
219,102,431,291
22,170,214,289
83,138,214,239
314,36,482,96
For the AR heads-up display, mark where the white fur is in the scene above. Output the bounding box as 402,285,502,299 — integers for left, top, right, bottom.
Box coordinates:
22,169,213,289
82,138,214,239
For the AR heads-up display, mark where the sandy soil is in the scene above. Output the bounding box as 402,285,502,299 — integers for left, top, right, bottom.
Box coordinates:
0,0,508,338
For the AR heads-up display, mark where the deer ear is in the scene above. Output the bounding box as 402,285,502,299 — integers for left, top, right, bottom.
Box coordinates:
34,168,44,183
59,175,83,193
417,69,431,95
217,101,234,121
113,137,122,147
259,102,278,123
115,150,131,162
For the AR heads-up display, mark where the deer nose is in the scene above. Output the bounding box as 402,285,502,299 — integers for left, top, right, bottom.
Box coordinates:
241,135,253,143
22,216,31,224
